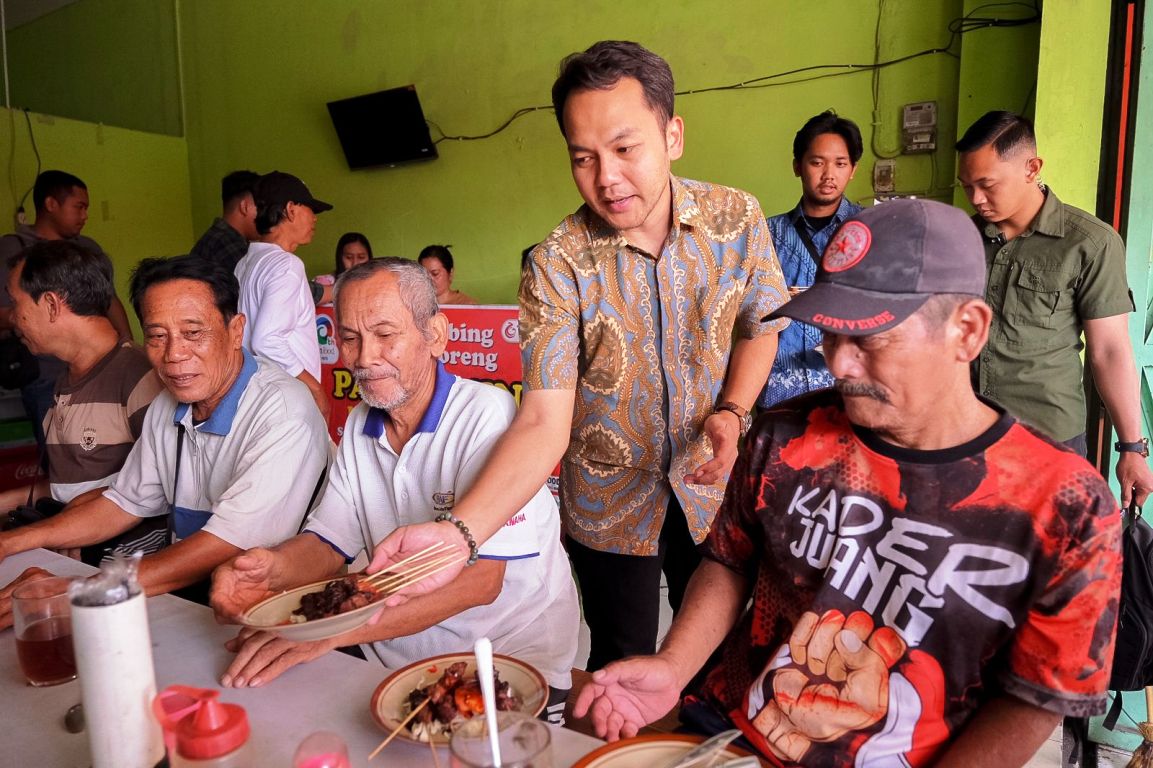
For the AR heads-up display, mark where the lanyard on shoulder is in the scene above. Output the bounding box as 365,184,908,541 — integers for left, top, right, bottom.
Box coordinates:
166,423,186,543
792,217,823,265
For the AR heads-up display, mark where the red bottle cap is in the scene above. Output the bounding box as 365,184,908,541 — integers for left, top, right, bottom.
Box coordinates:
154,685,250,759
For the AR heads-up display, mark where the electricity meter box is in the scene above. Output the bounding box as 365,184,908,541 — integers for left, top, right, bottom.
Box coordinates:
901,101,937,154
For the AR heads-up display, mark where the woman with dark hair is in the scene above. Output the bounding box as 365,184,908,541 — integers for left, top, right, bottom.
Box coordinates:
419,244,477,305
334,232,373,276
313,232,373,304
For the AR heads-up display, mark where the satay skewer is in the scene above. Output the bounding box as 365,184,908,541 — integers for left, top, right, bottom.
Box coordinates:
365,552,464,595
368,697,430,760
368,541,452,576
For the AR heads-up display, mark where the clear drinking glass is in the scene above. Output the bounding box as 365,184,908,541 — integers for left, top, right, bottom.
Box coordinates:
449,712,552,768
13,576,77,686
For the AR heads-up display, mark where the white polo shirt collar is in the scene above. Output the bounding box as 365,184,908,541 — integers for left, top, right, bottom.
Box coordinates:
362,362,457,441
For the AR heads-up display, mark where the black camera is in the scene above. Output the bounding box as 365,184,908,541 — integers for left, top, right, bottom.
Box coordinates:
1,498,64,531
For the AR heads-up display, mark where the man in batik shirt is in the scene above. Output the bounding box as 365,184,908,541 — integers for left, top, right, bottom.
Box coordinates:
575,199,1121,767
366,40,788,670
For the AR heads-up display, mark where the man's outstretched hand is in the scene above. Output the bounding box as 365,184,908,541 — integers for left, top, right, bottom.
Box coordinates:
684,411,741,487
210,549,282,623
573,656,682,741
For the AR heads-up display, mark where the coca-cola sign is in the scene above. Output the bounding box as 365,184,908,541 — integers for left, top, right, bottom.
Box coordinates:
14,463,41,480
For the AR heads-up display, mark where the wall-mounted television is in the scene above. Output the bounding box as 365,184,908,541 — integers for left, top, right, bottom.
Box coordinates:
326,85,438,170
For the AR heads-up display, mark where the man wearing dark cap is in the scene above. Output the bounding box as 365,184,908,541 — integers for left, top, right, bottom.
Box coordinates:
235,171,332,419
575,200,1121,767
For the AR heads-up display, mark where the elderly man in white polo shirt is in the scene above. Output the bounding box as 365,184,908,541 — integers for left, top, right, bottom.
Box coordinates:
0,255,330,620
210,258,579,721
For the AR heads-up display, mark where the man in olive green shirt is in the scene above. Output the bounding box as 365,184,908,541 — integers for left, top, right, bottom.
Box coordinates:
957,110,1152,506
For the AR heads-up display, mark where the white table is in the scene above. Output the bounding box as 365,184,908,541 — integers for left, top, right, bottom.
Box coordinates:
1,549,603,766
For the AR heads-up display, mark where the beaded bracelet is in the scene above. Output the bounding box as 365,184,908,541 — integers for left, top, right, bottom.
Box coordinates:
434,511,479,566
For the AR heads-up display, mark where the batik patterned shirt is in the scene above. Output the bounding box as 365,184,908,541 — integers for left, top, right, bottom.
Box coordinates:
697,390,1121,766
519,176,788,554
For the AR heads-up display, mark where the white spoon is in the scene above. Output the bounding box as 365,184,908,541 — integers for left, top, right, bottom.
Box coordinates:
474,637,502,767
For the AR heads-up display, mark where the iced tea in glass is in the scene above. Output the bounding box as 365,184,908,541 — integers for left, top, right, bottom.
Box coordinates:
13,576,76,686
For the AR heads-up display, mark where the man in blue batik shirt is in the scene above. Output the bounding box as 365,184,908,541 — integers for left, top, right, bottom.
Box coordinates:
758,111,863,408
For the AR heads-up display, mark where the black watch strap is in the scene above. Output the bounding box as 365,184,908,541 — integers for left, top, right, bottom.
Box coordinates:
1115,437,1150,457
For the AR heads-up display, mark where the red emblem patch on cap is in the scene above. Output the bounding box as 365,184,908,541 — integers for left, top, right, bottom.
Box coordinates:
823,221,872,273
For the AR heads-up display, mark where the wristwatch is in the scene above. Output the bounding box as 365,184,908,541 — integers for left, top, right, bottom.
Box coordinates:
714,401,752,436
1115,437,1150,458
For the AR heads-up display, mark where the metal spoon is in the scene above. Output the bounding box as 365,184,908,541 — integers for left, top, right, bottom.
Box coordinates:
474,637,502,768
712,758,760,768
63,703,84,734
661,729,742,768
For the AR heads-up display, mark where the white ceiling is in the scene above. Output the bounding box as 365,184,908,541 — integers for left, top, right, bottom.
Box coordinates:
3,0,82,30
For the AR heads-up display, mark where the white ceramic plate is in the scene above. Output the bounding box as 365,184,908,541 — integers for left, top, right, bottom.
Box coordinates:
572,733,757,767
370,652,547,746
238,577,385,642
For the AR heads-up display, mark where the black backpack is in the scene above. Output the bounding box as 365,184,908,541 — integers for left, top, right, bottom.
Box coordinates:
1103,501,1153,730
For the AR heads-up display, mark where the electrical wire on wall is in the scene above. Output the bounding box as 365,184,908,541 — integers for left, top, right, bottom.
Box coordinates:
6,108,14,221
14,108,40,219
870,0,905,161
867,0,1042,200
869,1,1041,199
2,0,15,221
425,0,1041,158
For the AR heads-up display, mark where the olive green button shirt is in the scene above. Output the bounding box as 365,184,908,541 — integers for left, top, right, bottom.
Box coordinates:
973,188,1134,442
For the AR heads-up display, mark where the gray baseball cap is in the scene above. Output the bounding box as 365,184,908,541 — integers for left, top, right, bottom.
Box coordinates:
767,198,986,335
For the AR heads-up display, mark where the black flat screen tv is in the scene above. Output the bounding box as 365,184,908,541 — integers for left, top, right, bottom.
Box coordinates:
327,85,438,170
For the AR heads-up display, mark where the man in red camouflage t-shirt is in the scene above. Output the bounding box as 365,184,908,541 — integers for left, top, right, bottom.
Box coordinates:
575,199,1122,767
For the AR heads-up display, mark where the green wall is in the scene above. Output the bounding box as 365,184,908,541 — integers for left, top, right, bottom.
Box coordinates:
0,107,194,338
178,0,1010,304
6,0,182,137
0,0,1044,311
952,0,1041,208
1034,0,1111,212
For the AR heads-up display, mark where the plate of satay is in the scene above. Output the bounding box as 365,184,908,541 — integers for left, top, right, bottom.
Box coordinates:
238,543,461,642
370,652,547,745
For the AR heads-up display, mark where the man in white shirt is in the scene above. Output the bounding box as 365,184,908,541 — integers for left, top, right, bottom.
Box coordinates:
0,256,330,622
235,171,331,419
210,258,579,722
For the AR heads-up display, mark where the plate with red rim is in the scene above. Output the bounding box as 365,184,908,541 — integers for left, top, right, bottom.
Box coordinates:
572,733,762,767
238,576,386,642
370,652,547,746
